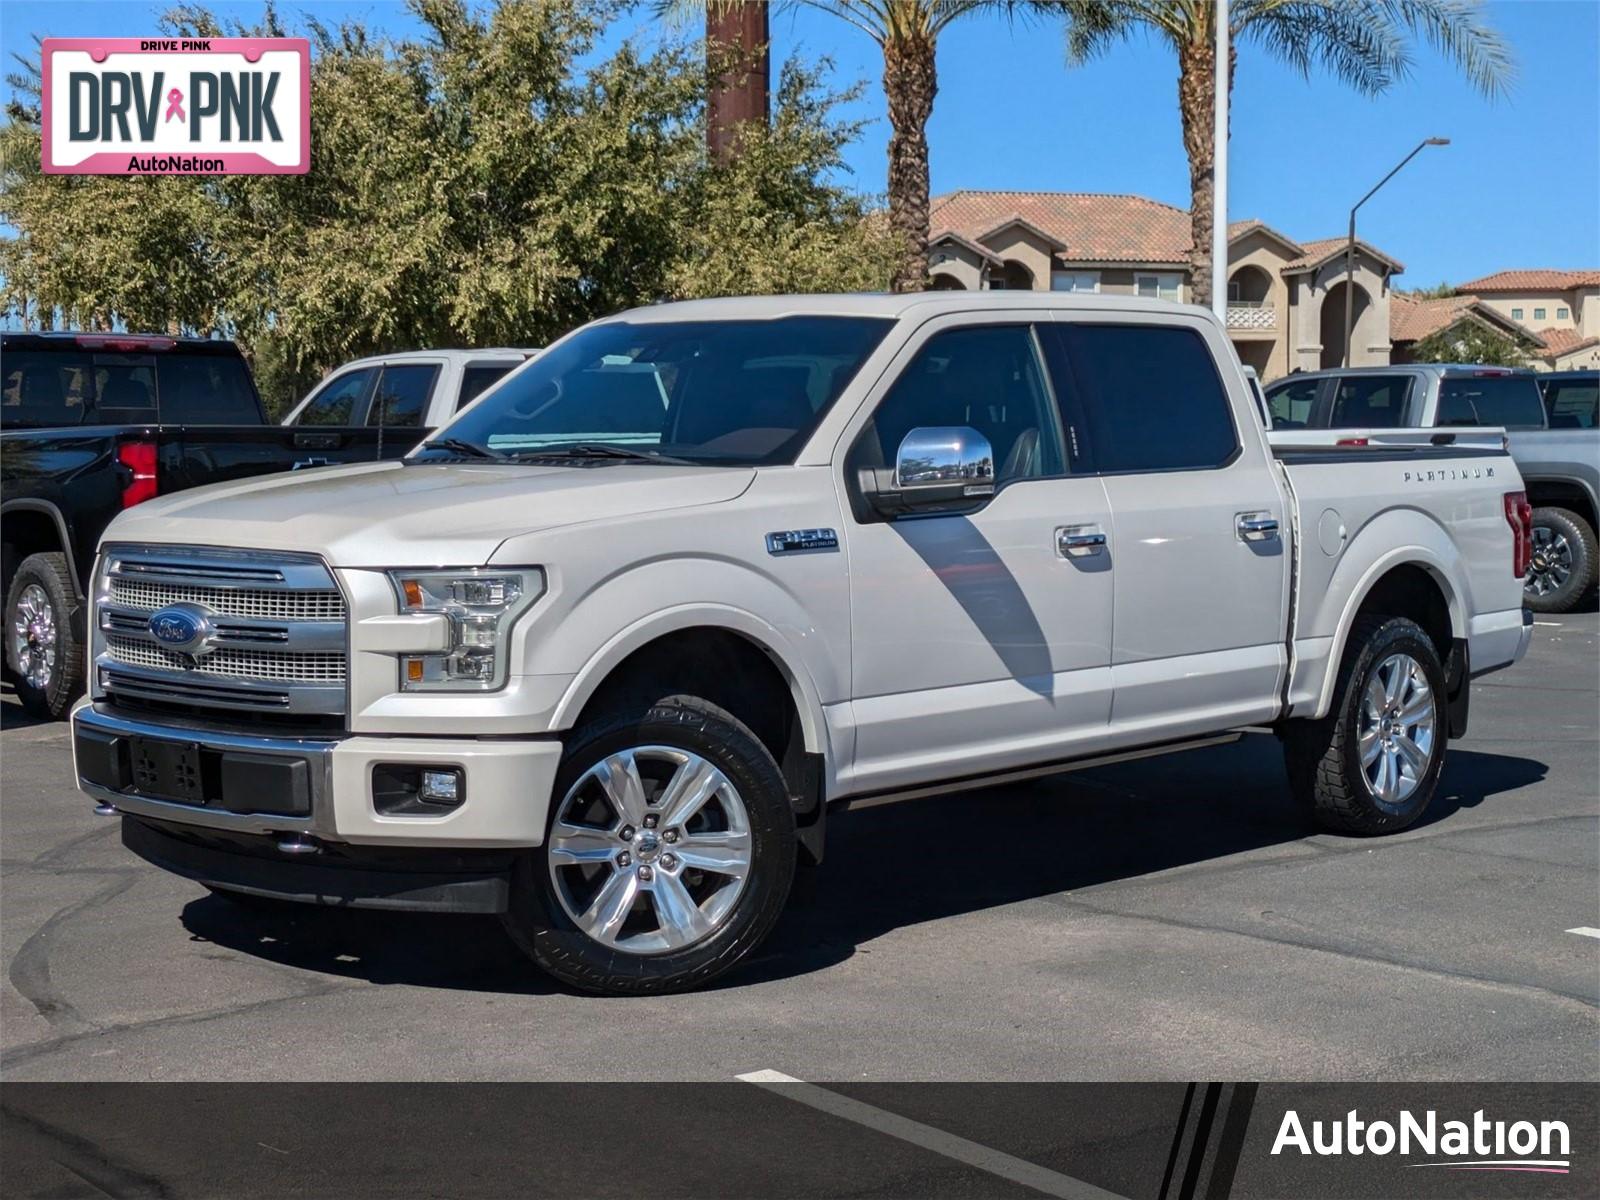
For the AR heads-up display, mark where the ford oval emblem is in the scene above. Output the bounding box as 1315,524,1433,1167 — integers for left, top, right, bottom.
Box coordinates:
147,604,214,655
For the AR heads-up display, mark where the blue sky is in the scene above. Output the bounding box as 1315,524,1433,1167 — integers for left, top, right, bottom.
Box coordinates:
4,0,1596,287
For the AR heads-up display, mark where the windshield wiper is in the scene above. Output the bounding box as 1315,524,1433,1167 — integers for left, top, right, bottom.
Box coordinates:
419,437,505,460
508,443,695,466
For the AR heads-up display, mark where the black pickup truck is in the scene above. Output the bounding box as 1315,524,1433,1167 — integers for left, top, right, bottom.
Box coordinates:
2,333,403,719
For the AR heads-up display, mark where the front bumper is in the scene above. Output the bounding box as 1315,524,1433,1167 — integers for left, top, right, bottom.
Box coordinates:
71,702,563,848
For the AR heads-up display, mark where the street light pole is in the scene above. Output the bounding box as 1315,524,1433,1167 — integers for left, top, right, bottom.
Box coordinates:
1342,137,1450,367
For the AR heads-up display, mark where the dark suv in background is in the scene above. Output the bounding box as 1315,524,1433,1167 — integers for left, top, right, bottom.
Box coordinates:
1264,364,1599,612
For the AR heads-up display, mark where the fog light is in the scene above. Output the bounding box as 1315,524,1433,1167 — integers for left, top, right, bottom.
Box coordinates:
420,769,461,805
372,763,465,816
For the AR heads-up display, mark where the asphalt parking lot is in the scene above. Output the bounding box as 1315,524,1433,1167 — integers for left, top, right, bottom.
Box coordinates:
3,612,1597,1084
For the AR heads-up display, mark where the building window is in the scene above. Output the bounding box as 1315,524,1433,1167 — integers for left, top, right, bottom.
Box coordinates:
1534,307,1547,320
1051,271,1100,293
1135,273,1183,301
1510,307,1524,319
1558,307,1570,320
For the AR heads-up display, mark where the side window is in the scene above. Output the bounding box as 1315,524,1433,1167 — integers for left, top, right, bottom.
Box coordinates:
1266,377,1319,429
367,364,441,427
857,325,1065,483
1543,378,1598,428
294,368,373,426
457,363,515,411
1328,375,1410,428
1051,323,1237,472
1,351,93,428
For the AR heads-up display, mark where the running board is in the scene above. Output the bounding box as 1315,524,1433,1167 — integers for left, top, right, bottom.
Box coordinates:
835,731,1245,811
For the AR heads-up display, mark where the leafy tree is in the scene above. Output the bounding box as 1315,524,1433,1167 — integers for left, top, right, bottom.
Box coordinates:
1413,320,1528,367
1054,1,1513,308
1,0,896,412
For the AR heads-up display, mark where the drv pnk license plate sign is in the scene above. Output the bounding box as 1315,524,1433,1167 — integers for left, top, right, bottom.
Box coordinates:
42,38,309,175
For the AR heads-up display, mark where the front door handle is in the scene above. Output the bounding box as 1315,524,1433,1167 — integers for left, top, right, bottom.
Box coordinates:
1237,512,1280,542
1057,525,1107,558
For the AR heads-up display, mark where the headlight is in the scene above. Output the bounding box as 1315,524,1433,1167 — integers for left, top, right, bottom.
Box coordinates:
387,568,544,691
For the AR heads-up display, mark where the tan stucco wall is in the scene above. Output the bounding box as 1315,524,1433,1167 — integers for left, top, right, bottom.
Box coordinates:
981,226,1056,292
1291,253,1392,370
1225,231,1295,379
1476,291,1580,331
928,243,985,290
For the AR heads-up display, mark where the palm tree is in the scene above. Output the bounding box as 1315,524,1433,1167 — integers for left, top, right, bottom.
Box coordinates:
666,2,1037,293
1055,1,1513,308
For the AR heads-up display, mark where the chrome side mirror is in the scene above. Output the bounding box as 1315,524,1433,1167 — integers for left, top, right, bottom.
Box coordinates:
860,425,995,519
896,426,995,495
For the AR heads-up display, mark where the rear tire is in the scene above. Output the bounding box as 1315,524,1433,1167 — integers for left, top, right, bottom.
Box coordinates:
1283,615,1447,835
503,695,796,995
1524,507,1595,614
5,552,83,720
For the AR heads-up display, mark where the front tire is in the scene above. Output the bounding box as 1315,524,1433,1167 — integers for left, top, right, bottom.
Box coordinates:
5,552,83,720
1524,507,1596,614
503,696,796,995
1284,616,1447,835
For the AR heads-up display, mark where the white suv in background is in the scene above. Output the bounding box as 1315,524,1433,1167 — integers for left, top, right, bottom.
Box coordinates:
283,348,539,433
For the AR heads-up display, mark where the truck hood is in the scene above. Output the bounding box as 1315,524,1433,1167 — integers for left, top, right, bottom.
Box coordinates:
105,460,756,567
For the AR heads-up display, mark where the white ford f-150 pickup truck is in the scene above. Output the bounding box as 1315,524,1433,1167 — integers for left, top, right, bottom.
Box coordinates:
71,293,1534,994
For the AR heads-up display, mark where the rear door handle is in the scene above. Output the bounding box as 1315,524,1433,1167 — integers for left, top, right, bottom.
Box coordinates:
1237,512,1280,542
1057,525,1107,558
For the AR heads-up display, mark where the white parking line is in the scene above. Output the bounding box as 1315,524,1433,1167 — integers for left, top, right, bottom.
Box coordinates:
1533,621,1563,627
736,1069,1127,1199
1565,927,1600,940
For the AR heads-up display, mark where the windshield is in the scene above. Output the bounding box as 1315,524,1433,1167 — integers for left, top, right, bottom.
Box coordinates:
425,316,892,466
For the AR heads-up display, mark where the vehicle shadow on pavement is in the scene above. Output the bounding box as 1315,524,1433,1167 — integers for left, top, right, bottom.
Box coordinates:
0,691,50,730
732,738,1548,988
172,738,1545,996
177,898,560,996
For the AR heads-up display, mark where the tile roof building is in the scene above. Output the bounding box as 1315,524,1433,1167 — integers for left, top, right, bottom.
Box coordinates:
925,190,1405,380
1446,270,1600,371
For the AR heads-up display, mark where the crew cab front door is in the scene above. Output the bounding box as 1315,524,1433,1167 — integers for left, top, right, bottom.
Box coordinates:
839,315,1115,795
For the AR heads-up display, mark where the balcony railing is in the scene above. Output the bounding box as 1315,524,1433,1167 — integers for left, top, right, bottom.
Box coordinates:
1226,301,1277,331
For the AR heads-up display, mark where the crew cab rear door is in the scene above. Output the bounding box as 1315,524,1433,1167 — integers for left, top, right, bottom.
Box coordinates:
1042,313,1291,736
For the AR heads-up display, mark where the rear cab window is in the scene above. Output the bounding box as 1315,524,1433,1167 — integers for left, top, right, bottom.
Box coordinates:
1045,322,1238,472
1,341,258,428
1329,375,1411,428
1437,373,1546,429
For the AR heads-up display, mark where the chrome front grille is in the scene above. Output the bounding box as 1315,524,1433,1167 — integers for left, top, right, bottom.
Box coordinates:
94,545,348,718
108,579,346,622
105,636,347,682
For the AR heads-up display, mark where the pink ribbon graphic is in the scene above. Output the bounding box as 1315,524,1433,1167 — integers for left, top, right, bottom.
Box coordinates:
164,88,185,123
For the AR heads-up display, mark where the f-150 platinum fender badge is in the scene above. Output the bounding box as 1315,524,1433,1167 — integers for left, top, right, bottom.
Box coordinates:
766,529,839,555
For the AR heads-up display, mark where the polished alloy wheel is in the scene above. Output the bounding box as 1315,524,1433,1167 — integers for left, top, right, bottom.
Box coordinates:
1525,525,1573,598
10,583,58,691
546,745,753,955
1358,652,1436,807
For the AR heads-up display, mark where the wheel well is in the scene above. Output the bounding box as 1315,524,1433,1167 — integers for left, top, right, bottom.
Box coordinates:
573,627,824,856
1353,563,1453,657
1,508,69,599
1523,481,1597,534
